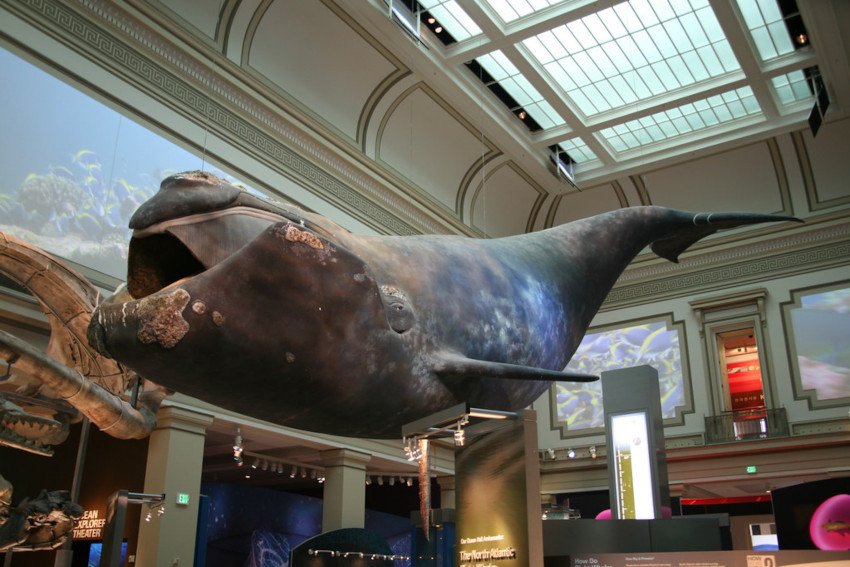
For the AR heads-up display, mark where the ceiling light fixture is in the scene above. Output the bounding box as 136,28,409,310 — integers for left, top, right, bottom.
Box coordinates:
567,448,576,459
589,446,597,459
388,0,420,40
233,428,243,458
454,425,465,447
405,437,423,461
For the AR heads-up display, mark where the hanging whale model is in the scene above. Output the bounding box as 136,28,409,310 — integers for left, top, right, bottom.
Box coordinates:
86,171,798,438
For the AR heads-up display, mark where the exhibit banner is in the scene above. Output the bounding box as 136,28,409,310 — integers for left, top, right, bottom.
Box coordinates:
569,550,850,567
454,410,542,567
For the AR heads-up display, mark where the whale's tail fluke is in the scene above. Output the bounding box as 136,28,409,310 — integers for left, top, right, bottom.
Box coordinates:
650,211,802,263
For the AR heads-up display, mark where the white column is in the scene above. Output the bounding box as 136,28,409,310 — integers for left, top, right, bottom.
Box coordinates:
135,405,214,567
319,448,372,532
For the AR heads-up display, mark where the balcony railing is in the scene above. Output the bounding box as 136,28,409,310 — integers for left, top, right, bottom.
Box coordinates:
704,407,789,444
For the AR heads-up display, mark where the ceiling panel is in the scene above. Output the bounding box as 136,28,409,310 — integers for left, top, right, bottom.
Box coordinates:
470,163,544,235
379,87,492,212
249,0,397,140
643,141,786,213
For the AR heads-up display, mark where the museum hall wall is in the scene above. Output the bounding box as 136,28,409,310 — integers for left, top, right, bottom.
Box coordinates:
0,0,848,562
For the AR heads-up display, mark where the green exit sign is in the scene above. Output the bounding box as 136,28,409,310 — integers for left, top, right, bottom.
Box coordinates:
746,466,757,474
176,493,190,505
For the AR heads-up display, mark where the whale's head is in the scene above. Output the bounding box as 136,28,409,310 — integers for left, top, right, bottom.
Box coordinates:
87,172,437,435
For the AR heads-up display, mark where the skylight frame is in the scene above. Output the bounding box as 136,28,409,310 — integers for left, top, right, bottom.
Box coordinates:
552,137,598,165
482,0,564,24
734,0,796,62
474,50,566,131
598,85,762,154
771,68,816,107
419,0,483,41
523,0,742,120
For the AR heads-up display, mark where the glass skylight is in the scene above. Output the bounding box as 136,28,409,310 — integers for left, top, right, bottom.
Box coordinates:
475,50,566,129
772,69,815,106
381,0,817,176
599,86,760,153
735,0,795,61
554,138,597,164
483,0,564,23
419,0,482,41
523,0,740,117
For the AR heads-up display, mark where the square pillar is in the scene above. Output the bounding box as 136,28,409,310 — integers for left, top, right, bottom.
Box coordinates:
135,405,214,567
319,448,371,532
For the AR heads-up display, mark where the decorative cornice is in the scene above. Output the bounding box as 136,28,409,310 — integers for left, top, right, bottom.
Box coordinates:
790,418,850,437
603,221,850,309
2,0,464,236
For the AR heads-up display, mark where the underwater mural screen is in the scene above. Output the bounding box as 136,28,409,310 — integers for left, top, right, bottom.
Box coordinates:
787,285,850,403
0,47,251,280
556,319,685,431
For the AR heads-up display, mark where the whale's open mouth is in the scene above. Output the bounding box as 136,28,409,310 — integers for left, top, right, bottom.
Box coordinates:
126,207,284,299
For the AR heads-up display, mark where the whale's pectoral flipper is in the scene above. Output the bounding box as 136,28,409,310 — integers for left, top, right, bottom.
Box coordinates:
432,351,598,382
650,211,801,263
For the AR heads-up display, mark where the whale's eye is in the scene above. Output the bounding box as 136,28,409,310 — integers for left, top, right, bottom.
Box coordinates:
380,286,414,333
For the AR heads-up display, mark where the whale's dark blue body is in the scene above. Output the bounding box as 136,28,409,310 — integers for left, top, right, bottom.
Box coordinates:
87,171,797,437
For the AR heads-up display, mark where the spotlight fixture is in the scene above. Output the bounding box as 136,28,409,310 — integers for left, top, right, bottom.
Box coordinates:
453,426,465,447
235,455,243,467
567,448,576,459
405,438,423,461
406,477,413,487
389,476,395,486
233,428,243,458
261,460,269,471
366,476,372,485
546,448,556,460
589,445,597,459
251,458,259,469
289,467,297,479
427,16,435,24
434,26,442,33
377,476,384,486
